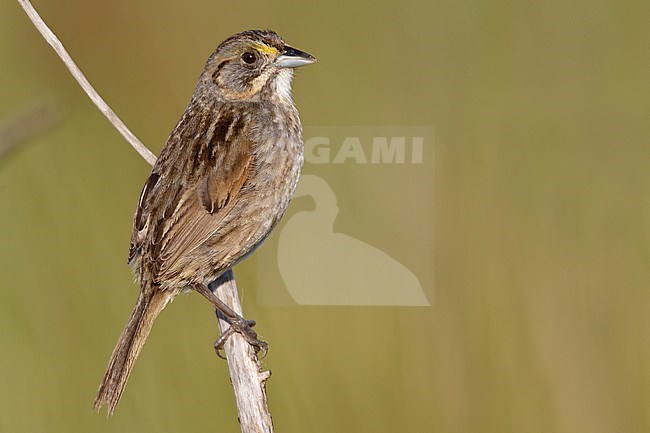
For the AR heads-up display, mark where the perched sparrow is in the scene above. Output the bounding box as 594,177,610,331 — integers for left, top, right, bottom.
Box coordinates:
94,29,315,415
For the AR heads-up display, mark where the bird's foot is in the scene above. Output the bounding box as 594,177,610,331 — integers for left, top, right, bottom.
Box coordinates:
214,316,268,359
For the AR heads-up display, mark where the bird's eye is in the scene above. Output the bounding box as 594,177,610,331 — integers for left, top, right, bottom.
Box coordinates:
241,51,257,64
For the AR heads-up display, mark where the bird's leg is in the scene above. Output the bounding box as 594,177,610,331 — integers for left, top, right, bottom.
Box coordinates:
193,283,268,358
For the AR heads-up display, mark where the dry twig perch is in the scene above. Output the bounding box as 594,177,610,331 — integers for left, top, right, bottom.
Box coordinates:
16,1,273,431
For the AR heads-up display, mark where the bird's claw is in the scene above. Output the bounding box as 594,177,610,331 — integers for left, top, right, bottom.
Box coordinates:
214,317,268,359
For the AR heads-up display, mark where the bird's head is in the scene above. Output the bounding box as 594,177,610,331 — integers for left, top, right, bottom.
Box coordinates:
202,29,316,102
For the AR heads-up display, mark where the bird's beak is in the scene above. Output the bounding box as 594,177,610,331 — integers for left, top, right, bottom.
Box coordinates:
276,45,317,68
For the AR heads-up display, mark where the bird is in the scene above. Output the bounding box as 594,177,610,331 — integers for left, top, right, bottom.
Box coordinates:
94,29,316,415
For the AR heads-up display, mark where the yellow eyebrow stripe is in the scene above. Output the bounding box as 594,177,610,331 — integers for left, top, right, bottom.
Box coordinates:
253,43,280,56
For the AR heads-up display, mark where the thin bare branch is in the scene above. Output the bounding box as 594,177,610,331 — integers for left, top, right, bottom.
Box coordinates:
17,0,157,166
211,271,274,433
17,1,273,431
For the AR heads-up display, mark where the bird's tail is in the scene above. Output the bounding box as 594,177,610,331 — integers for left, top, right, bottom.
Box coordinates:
94,289,172,415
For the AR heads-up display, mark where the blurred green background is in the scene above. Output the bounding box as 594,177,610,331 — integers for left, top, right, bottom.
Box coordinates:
1,0,649,432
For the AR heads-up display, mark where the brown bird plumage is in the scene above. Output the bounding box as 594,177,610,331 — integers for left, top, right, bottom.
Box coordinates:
94,29,315,415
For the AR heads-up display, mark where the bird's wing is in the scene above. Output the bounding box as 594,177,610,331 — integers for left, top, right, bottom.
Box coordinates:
128,112,253,281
